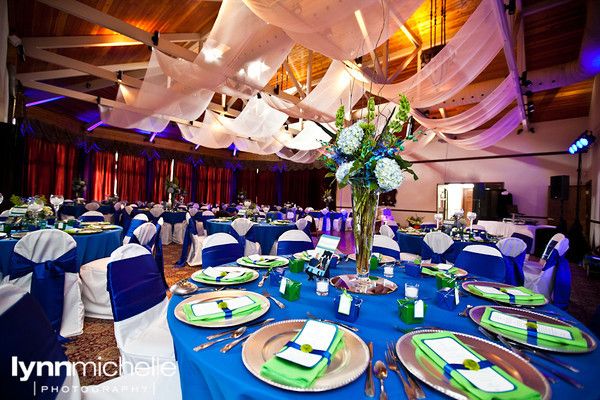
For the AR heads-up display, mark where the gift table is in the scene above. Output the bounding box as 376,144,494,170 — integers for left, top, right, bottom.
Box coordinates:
167,258,599,399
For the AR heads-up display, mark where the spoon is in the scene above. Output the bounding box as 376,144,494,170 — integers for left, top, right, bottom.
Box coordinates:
193,326,247,351
458,304,473,317
373,360,388,400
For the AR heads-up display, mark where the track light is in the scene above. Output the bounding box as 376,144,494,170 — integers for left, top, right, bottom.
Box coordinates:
116,70,123,83
526,102,535,113
567,131,595,154
354,56,363,67
519,71,532,88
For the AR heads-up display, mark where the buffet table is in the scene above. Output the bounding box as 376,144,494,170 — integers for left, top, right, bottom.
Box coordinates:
167,259,599,399
205,220,297,254
395,231,498,263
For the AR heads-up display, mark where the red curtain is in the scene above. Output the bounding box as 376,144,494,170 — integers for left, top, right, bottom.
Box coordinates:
174,161,193,201
256,170,277,205
196,166,208,203
27,137,77,198
117,154,147,202
206,167,232,204
151,159,171,203
237,169,257,203
90,151,115,201
282,170,310,207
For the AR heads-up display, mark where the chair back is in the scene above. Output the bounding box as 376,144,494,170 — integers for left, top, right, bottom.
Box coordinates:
85,202,100,211
107,244,168,349
202,210,215,216
422,231,454,262
80,210,105,222
201,233,243,267
541,233,566,261
127,222,158,247
8,230,79,336
276,230,314,255
455,245,505,281
379,224,395,239
0,285,78,399
497,237,527,285
189,207,199,217
372,234,400,259
123,213,149,243
538,237,571,309
511,228,534,254
296,218,308,231
231,218,254,236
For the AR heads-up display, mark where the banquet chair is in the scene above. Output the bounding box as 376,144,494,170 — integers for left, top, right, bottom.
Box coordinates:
176,212,206,267
295,218,308,231
511,227,534,255
201,233,244,267
80,221,160,319
275,230,314,256
231,218,261,256
107,244,175,367
298,216,313,237
384,219,399,233
454,245,506,282
379,224,395,239
2,229,83,337
123,213,149,244
0,209,10,221
333,209,352,231
524,237,571,309
422,231,454,263
318,208,330,231
524,233,565,273
497,237,528,285
85,201,100,211
171,211,187,245
80,210,105,222
329,212,344,232
286,209,296,221
150,206,172,245
372,234,400,260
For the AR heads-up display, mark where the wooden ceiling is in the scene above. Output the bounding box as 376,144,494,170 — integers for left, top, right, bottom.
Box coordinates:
7,0,593,150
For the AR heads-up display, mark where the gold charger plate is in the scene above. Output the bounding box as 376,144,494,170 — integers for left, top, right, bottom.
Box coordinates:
347,253,396,264
462,280,548,306
330,274,397,295
190,266,259,286
236,255,289,268
242,319,369,392
269,220,291,225
10,232,28,239
100,224,121,230
74,228,102,234
396,330,551,400
469,305,597,353
174,289,270,328
81,221,109,226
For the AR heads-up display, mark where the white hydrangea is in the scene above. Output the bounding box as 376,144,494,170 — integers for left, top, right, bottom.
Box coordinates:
335,161,355,183
337,123,364,155
375,158,404,192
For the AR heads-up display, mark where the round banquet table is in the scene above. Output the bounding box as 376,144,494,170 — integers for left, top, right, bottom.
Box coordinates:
0,227,122,277
395,231,498,263
167,259,599,400
205,220,297,254
59,204,114,219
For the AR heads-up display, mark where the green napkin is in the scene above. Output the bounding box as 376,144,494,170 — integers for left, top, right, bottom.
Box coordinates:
480,307,588,349
260,327,344,388
195,270,254,283
241,256,286,267
182,295,261,322
412,331,541,400
468,285,546,304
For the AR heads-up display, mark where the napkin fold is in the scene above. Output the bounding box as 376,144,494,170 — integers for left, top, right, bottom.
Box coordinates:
260,321,345,388
182,295,261,322
241,256,286,267
480,307,588,349
468,285,546,304
412,331,541,400
195,267,253,283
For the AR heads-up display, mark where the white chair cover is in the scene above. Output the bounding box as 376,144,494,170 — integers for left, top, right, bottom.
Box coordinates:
184,213,205,266
422,231,454,262
295,218,308,231
151,207,172,246
231,218,261,256
379,224,395,239
108,244,174,367
372,234,400,259
497,237,527,258
85,202,100,211
274,229,313,255
202,210,215,216
201,233,244,267
2,230,83,337
525,237,570,300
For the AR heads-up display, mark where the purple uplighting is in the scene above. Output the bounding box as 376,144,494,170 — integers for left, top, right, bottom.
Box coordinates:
86,120,103,132
25,96,65,107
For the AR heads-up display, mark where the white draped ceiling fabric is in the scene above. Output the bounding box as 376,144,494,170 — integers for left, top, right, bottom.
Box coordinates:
99,0,523,162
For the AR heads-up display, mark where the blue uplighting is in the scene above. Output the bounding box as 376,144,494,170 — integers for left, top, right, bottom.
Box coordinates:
567,131,595,155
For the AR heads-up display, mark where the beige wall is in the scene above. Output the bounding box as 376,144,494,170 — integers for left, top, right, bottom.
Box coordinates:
588,76,600,249
337,116,589,227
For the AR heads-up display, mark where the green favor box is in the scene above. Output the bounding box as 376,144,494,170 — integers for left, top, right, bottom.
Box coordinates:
279,277,302,301
397,298,427,324
436,273,457,290
289,258,305,273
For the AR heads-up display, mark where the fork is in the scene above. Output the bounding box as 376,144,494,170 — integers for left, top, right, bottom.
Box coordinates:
262,290,285,309
385,342,417,400
388,342,426,398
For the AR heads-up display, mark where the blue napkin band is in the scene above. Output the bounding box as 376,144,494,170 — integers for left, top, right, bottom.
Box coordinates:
215,300,233,319
443,359,493,380
284,341,333,365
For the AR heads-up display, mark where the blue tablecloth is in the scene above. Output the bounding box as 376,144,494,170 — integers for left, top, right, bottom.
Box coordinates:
167,260,599,400
59,204,114,219
205,220,297,254
396,231,497,263
0,227,122,277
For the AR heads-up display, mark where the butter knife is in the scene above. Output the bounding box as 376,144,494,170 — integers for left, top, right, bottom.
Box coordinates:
365,341,375,397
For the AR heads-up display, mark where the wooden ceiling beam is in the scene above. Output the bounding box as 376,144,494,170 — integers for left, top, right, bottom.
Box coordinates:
305,50,314,95
523,0,573,17
282,61,306,98
22,33,205,49
16,61,148,81
387,47,419,83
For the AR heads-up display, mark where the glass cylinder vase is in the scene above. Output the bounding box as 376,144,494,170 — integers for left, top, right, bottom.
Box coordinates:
351,185,379,288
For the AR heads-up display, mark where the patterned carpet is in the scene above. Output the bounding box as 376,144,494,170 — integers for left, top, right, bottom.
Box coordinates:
65,233,600,386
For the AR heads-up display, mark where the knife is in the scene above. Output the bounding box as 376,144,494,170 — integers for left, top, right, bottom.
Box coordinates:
365,341,375,397
206,317,274,340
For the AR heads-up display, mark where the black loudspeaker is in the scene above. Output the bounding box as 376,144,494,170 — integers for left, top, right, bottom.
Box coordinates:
550,175,569,200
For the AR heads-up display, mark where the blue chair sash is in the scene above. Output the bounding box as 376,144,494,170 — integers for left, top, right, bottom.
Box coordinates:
202,243,243,268
1,290,68,400
511,232,533,254
107,254,166,322
372,245,400,260
277,240,314,256
302,224,312,237
113,208,123,226
79,214,105,222
503,251,526,285
544,249,571,310
124,219,146,241
9,248,78,334
176,218,199,268
329,212,342,232
228,228,247,253
455,250,505,281
420,241,446,264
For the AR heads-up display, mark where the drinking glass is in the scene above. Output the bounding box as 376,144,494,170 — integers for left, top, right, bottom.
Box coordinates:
316,278,329,296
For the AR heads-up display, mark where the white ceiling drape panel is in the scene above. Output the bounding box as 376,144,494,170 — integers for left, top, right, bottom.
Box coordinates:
285,121,332,151
215,97,289,140
177,112,235,149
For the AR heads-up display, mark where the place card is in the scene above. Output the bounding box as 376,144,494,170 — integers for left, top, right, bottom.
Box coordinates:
337,292,352,315
276,320,338,368
189,296,254,318
489,311,572,339
279,277,288,295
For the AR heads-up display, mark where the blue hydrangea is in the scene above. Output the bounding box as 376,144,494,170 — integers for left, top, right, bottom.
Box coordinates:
374,158,404,192
335,161,355,183
337,122,364,155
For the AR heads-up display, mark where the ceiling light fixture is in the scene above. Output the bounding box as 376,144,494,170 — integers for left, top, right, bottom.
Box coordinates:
568,130,595,154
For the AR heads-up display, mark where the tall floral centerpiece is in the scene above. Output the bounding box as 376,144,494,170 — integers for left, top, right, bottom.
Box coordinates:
323,96,418,286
